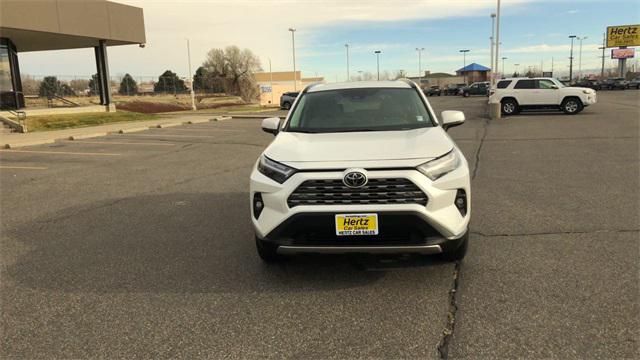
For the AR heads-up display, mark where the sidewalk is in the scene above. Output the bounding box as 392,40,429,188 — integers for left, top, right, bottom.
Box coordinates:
0,114,228,148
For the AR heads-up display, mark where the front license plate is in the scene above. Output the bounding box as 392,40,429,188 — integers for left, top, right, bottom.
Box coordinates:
335,213,378,236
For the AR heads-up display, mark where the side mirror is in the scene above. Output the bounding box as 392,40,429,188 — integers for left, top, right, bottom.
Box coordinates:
550,85,559,89
261,117,281,135
441,110,465,131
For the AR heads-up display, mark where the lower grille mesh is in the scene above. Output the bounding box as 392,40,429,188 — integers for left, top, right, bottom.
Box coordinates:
287,178,428,207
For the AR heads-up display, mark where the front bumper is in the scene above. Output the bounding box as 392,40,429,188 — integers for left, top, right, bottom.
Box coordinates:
584,93,597,106
249,159,471,251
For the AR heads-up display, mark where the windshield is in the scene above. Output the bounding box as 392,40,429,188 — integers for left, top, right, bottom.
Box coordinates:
285,88,434,133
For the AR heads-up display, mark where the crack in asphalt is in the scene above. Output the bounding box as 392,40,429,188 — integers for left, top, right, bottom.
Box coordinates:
471,228,639,237
437,116,491,359
437,261,461,359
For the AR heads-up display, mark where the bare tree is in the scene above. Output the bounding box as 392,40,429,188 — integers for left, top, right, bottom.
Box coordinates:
202,46,262,101
393,70,407,79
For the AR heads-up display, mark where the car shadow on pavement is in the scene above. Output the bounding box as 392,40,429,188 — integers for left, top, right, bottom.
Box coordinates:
5,192,447,295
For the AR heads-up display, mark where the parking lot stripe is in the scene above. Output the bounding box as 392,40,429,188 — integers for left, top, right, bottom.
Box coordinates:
0,165,48,170
153,128,246,133
120,133,228,139
61,140,175,146
0,150,121,156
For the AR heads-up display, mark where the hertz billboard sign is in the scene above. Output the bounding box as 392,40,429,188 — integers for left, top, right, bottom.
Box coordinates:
607,24,640,47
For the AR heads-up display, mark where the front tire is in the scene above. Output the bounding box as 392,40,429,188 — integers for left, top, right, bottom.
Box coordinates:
255,236,285,263
561,97,583,115
501,98,519,115
438,231,469,262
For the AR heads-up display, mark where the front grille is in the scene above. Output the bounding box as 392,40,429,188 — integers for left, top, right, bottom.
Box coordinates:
287,178,428,207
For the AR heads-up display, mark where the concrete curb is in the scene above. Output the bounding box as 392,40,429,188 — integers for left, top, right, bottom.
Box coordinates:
186,118,210,124
4,139,55,149
68,132,107,140
118,127,148,134
224,114,280,119
155,122,182,128
213,116,232,122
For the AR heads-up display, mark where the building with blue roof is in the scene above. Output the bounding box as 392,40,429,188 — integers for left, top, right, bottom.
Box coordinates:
456,63,491,84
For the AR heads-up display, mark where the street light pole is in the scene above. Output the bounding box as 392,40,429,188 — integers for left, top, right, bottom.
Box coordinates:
599,33,606,79
345,43,350,81
568,35,577,83
577,36,588,80
289,28,297,91
490,13,496,86
374,50,381,80
494,0,501,82
514,63,520,77
459,49,470,84
185,38,196,111
416,47,425,87
501,57,507,76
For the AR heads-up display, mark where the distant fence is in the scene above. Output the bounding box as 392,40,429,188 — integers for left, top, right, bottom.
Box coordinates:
20,74,225,97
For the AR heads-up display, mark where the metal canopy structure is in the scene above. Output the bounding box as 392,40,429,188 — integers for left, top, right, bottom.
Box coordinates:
0,0,146,110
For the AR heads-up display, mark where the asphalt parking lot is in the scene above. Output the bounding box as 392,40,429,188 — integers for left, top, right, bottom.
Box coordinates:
1,91,638,358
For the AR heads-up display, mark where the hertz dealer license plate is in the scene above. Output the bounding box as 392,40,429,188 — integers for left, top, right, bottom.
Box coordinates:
335,213,379,236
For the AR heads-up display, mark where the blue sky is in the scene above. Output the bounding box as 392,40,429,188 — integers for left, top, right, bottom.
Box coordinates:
19,0,640,81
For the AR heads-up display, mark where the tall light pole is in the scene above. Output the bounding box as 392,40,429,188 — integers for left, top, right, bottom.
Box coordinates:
598,33,606,79
459,49,470,84
577,36,588,80
289,28,297,90
494,0,501,83
374,50,382,80
345,43,350,81
568,35,577,83
514,63,520,76
185,38,196,111
416,47,425,87
490,13,496,86
501,57,507,76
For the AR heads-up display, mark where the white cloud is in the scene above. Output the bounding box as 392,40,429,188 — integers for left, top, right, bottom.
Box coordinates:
20,0,534,77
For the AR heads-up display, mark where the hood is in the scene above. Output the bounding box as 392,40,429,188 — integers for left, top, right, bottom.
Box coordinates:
568,86,595,92
264,127,453,163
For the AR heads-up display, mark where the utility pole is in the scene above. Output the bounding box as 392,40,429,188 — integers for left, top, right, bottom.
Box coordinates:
551,57,554,76
494,0,501,82
599,33,606,79
416,47,425,87
345,43,350,81
568,35,577,83
374,50,382,80
289,28,297,90
459,49,470,84
501,57,507,75
514,63,520,76
577,36,588,80
185,38,196,111
490,13,496,86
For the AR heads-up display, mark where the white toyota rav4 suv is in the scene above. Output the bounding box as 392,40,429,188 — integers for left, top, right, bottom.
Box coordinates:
250,80,471,262
490,77,597,115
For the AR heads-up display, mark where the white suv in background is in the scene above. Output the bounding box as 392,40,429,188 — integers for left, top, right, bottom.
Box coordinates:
250,80,471,262
490,77,597,115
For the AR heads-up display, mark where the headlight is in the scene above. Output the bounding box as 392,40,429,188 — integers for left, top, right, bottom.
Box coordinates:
417,150,460,180
258,156,296,184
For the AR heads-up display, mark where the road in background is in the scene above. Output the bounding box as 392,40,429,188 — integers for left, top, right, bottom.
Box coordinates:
1,91,638,358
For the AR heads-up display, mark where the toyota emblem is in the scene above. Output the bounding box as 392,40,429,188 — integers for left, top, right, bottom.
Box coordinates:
343,171,368,188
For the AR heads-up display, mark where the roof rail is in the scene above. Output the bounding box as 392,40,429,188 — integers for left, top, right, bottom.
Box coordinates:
398,78,418,89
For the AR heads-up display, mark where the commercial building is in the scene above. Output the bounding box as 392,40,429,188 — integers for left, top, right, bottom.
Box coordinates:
0,0,146,110
255,71,323,106
456,63,491,84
